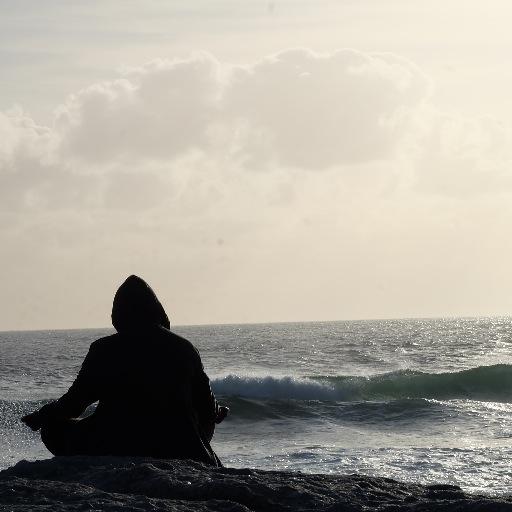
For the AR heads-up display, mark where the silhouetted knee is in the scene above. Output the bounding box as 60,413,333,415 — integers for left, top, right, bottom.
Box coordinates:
41,423,59,455
41,419,72,456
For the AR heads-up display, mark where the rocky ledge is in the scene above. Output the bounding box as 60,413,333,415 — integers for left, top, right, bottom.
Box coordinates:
1,457,511,511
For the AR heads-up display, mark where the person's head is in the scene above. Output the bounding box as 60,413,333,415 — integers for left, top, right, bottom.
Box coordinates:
111,275,170,333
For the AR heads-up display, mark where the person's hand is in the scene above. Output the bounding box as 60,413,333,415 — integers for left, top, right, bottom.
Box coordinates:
215,406,229,424
21,411,43,431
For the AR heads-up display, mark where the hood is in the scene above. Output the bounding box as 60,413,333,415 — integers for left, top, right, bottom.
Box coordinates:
111,275,171,332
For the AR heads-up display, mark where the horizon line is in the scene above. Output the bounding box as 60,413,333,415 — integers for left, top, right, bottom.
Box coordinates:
1,313,511,334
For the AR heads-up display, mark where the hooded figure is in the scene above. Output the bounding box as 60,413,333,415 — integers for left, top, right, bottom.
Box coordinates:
22,275,222,466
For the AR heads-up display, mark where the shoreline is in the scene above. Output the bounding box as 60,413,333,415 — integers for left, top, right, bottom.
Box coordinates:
1,456,511,511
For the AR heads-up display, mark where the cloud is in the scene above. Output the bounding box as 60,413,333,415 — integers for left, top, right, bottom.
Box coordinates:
0,108,62,210
226,48,430,169
0,108,54,164
412,112,512,196
0,48,437,222
56,56,222,163
1,48,511,225
53,48,430,170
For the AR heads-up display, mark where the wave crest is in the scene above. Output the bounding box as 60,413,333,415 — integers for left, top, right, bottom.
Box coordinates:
211,364,512,402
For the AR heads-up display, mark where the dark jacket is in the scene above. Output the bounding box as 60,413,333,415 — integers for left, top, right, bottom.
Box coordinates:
38,275,220,465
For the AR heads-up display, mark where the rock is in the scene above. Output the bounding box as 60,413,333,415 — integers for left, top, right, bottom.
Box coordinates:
1,457,511,511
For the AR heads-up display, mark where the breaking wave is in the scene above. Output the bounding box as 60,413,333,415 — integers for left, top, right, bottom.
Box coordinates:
211,364,512,402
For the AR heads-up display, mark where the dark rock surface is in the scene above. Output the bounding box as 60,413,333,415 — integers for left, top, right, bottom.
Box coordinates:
1,457,511,511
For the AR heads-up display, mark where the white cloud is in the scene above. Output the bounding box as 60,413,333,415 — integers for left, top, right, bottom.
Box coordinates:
0,108,54,168
56,56,222,163
2,48,511,219
0,108,63,210
52,49,430,170
0,48,436,217
226,49,430,169
411,110,512,196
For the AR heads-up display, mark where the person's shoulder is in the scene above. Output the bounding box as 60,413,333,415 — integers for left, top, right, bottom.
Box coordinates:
159,328,201,359
160,327,193,347
89,333,120,352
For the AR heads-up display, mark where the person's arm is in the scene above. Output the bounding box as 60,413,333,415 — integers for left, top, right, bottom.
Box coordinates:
192,364,219,442
189,345,231,441
22,342,101,430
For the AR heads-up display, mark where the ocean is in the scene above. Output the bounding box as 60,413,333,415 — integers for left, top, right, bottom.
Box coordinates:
1,318,512,495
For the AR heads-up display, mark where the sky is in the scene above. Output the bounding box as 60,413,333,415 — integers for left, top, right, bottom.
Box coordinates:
2,0,512,330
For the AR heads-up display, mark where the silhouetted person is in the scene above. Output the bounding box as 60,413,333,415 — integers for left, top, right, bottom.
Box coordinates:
21,275,228,466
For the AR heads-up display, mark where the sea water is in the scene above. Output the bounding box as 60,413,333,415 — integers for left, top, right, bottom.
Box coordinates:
1,318,512,495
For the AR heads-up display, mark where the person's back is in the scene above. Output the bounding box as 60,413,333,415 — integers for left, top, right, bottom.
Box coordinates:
22,275,224,466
